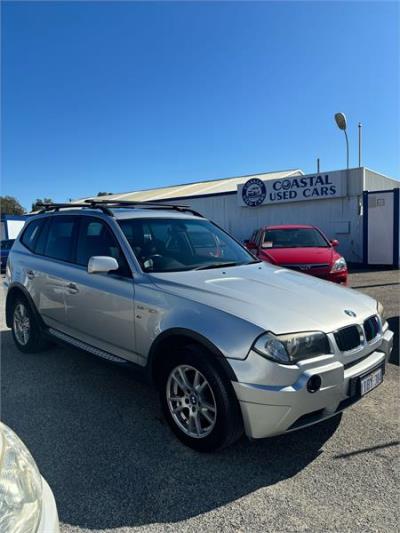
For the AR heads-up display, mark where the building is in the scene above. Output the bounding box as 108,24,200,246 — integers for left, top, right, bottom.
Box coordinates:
87,167,399,267
0,215,28,240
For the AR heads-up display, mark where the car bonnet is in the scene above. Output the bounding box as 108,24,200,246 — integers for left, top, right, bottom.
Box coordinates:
149,262,376,335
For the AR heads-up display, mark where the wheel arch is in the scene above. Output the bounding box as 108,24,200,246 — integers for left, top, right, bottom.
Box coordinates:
148,328,238,389
6,283,45,330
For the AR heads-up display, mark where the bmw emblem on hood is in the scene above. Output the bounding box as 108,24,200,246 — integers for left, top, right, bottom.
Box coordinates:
344,309,357,317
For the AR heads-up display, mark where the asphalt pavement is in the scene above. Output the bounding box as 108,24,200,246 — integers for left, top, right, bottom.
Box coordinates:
1,269,399,532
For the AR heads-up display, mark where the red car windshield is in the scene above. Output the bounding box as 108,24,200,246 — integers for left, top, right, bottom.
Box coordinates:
263,228,329,248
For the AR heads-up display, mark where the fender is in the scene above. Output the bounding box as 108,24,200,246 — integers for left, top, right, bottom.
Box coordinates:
5,282,47,331
147,327,238,384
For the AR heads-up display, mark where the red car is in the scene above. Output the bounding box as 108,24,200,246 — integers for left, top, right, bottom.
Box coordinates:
245,224,348,284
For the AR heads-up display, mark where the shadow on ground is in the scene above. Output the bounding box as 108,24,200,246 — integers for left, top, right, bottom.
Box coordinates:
1,330,341,530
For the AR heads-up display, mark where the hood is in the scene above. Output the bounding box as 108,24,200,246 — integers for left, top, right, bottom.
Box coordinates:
259,246,335,265
149,262,376,335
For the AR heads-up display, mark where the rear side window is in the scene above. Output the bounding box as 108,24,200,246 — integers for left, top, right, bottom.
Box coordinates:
20,219,44,252
44,216,78,262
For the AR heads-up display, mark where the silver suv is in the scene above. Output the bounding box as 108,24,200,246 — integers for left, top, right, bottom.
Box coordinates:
5,201,394,452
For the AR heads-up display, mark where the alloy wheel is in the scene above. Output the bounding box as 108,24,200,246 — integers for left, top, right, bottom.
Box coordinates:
13,303,31,346
166,364,217,439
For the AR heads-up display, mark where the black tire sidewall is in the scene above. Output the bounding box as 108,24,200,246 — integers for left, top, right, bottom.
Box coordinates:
160,344,242,452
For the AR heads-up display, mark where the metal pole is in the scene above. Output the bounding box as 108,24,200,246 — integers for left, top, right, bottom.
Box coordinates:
317,158,320,173
358,122,362,167
344,130,349,169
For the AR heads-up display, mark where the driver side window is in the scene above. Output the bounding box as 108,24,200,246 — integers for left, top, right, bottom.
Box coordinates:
76,218,130,277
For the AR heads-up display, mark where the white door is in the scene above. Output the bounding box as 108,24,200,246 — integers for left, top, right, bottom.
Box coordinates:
367,191,394,265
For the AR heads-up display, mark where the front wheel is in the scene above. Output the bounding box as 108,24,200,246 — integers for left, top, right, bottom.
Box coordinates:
160,344,243,452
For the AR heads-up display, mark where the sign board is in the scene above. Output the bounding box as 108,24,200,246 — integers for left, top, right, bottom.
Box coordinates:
238,172,346,207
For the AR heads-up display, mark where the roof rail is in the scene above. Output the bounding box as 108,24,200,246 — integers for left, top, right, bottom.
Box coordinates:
36,200,204,218
36,202,114,216
86,199,203,217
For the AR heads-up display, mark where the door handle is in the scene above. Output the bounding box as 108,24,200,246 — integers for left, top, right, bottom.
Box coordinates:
26,270,35,280
67,282,79,294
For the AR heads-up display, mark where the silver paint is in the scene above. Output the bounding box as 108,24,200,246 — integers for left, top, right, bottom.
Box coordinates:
6,208,394,440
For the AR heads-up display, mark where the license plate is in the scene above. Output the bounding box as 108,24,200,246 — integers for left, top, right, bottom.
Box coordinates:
360,367,383,396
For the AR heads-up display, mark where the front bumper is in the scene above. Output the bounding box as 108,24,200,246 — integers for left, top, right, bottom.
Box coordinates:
37,477,59,533
229,327,393,439
323,269,348,284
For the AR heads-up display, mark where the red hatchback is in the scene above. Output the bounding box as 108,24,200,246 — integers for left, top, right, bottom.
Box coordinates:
245,224,348,284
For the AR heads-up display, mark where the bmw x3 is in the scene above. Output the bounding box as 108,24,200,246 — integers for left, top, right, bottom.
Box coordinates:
5,201,394,452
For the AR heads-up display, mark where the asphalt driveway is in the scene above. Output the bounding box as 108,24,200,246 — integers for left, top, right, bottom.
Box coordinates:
1,269,399,532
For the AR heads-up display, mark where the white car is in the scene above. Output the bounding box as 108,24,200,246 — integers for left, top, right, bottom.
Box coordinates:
0,422,59,533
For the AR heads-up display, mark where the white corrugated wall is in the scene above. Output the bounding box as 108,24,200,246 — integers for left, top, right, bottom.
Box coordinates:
166,168,398,263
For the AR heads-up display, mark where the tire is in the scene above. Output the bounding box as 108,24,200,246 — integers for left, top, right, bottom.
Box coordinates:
11,296,49,353
159,343,243,452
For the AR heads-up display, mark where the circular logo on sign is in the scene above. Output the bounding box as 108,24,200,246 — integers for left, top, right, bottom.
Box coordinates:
242,178,266,207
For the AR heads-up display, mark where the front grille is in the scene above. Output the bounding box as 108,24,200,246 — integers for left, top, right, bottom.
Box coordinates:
334,325,361,351
282,263,330,272
364,315,381,342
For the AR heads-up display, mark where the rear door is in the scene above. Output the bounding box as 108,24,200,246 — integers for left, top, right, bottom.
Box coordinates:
62,216,137,362
36,215,80,330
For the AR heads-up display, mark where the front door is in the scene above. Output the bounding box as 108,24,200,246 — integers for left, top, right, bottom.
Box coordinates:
62,216,137,362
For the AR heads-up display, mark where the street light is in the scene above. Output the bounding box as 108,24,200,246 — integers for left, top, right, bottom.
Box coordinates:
334,112,349,169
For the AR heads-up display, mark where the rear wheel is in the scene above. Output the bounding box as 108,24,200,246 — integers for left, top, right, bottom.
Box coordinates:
160,344,243,452
11,297,48,353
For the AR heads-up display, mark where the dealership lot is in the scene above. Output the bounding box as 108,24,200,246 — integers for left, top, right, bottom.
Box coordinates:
1,269,399,533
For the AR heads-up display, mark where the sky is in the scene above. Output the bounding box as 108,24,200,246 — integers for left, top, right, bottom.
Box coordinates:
1,0,399,211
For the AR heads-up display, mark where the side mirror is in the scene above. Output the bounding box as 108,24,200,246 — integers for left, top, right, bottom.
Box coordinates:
245,241,257,251
330,239,339,247
88,256,119,274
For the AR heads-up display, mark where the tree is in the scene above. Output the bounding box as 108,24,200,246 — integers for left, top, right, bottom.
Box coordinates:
97,192,113,196
31,198,53,211
0,196,26,215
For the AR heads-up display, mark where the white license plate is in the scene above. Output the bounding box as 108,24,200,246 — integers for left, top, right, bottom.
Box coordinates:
360,367,383,396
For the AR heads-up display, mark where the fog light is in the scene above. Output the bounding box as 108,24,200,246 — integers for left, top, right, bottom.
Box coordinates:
307,375,322,393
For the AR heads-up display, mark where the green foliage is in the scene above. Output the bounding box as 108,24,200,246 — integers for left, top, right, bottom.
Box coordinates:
0,196,26,215
31,198,53,211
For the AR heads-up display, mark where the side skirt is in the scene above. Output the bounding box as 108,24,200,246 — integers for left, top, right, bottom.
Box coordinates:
48,328,129,364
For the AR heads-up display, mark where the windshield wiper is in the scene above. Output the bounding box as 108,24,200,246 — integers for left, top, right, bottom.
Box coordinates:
194,261,240,270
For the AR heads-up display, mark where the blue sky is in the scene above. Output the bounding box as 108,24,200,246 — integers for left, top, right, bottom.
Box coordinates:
2,1,399,210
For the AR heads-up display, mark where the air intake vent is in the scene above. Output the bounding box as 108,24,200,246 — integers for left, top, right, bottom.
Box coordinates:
334,325,361,352
364,315,381,342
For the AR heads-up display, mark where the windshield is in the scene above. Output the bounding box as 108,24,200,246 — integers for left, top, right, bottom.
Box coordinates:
118,218,258,272
263,228,329,248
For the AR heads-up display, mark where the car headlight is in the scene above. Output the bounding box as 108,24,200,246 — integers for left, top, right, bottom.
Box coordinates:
330,256,347,273
377,301,385,321
253,331,330,364
0,423,42,533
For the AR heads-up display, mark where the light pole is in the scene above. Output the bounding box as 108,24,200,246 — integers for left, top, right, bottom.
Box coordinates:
334,112,349,169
